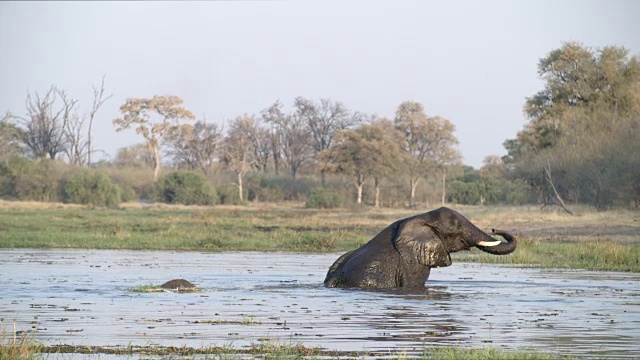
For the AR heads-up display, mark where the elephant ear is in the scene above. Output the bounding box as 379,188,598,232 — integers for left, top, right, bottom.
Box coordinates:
393,218,452,268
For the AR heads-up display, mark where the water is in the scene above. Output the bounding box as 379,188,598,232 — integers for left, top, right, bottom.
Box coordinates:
1,249,638,358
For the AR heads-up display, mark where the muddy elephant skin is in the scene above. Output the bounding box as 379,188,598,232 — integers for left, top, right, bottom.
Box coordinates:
324,207,516,289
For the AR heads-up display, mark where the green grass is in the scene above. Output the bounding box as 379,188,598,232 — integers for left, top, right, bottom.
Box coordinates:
457,237,639,272
419,346,573,359
6,340,574,359
0,201,638,272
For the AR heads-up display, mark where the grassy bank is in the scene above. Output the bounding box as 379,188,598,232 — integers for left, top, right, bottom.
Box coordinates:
0,201,638,272
0,336,575,360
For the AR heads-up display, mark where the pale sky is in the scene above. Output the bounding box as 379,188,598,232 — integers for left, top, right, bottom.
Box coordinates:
1,0,638,168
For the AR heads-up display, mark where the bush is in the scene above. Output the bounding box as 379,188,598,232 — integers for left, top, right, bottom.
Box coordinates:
0,157,68,202
62,170,121,207
246,174,318,202
118,184,138,203
305,187,342,209
99,165,154,201
155,171,218,205
217,185,241,205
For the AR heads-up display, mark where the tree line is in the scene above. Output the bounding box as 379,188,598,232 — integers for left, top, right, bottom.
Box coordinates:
503,42,640,210
1,42,638,210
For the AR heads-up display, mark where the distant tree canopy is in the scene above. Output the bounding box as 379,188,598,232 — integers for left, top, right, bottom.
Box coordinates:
504,42,640,209
3,43,639,210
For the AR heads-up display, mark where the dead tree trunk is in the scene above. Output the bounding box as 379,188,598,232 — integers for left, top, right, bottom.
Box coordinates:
541,161,573,215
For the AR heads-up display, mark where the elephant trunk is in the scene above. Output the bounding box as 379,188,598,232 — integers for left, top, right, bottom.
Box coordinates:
474,229,517,255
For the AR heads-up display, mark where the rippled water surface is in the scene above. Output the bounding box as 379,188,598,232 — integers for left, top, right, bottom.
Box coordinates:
1,249,639,358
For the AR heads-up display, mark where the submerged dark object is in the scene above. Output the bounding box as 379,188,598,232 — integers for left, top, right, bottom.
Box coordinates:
159,279,196,290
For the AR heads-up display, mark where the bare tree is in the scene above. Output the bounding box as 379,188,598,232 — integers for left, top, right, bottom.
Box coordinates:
59,78,111,166
164,119,222,176
245,121,272,173
19,86,68,159
87,75,113,165
113,95,196,181
541,160,573,215
13,79,111,165
262,100,313,180
58,89,84,165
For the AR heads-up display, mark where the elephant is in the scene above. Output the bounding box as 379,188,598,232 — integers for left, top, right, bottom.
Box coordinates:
323,207,516,289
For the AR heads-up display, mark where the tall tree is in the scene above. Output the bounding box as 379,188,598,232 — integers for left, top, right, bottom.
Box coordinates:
0,112,24,163
262,100,313,180
394,101,460,206
260,101,285,176
245,120,272,173
113,95,195,181
294,97,361,185
164,119,222,176
504,42,640,209
220,115,256,201
86,75,113,165
366,118,403,207
19,86,68,159
58,89,83,165
321,121,401,206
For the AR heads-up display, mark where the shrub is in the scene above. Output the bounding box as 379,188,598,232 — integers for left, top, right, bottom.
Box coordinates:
155,171,218,205
118,184,138,202
99,165,154,201
217,185,241,205
0,157,68,202
62,170,121,207
305,187,342,209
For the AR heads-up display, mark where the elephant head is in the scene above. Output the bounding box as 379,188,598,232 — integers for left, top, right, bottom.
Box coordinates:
324,207,516,289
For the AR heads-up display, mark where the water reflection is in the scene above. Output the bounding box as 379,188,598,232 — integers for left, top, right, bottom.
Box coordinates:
0,249,638,358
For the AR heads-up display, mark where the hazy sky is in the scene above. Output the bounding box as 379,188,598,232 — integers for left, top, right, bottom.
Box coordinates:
1,0,638,168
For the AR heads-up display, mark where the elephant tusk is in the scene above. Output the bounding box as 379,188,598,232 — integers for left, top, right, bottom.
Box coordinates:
476,240,502,247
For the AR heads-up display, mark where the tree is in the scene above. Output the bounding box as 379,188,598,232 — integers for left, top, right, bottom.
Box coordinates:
369,118,403,207
321,121,401,206
60,76,113,166
9,79,111,166
244,120,272,173
220,115,256,201
504,42,640,209
394,101,460,206
58,89,83,165
262,100,313,180
0,112,24,163
164,119,222,176
19,86,68,159
113,95,195,181
86,75,113,165
260,101,285,175
294,97,361,185
113,143,155,169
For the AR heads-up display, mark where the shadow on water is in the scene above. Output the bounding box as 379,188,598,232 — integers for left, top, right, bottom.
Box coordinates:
1,249,639,358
